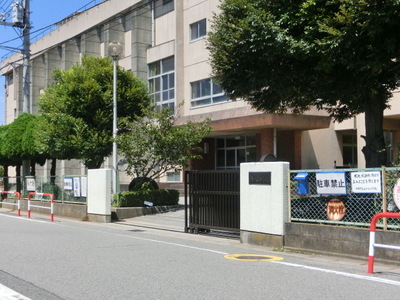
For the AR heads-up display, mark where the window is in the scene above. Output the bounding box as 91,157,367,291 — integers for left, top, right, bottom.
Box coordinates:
216,135,257,169
190,19,206,41
148,56,175,112
166,171,181,182
191,78,229,108
154,0,174,18
342,134,357,167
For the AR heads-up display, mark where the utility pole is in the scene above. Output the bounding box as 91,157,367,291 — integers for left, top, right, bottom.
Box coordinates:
22,0,31,114
1,1,31,179
1,0,31,113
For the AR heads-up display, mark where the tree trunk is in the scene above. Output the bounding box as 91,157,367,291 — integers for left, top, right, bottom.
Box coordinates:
50,158,56,184
30,160,36,176
3,165,9,191
361,92,387,168
16,164,22,193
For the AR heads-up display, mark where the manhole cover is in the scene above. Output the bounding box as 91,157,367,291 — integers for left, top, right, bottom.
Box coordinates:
224,254,284,261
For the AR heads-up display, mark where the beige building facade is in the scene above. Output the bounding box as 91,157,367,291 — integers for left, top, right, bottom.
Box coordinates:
2,0,400,186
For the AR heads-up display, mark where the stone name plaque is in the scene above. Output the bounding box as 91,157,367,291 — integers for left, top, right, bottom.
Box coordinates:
249,172,271,185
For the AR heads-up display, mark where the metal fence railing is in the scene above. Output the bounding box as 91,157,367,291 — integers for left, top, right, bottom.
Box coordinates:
290,167,400,230
185,170,240,233
0,175,87,203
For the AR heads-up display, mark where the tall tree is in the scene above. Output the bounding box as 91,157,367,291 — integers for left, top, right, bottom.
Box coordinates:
38,55,150,169
0,114,46,191
116,107,212,185
208,0,400,167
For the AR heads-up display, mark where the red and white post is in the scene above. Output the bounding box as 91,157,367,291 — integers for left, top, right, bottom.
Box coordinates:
0,191,21,216
27,192,55,222
368,212,400,274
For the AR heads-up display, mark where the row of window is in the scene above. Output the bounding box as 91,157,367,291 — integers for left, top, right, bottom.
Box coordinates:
166,135,257,182
147,56,229,112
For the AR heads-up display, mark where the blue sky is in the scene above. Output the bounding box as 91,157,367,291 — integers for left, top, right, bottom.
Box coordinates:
0,0,102,125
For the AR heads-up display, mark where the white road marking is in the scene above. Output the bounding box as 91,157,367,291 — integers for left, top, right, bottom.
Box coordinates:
272,260,400,286
0,283,31,300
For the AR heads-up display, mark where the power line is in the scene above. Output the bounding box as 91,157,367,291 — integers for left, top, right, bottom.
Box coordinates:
0,0,157,72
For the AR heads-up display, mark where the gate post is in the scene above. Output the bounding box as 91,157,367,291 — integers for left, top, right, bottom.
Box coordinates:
240,162,290,248
87,169,112,222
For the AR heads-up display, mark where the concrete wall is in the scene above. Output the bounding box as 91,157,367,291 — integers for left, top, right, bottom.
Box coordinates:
5,199,88,220
285,223,400,264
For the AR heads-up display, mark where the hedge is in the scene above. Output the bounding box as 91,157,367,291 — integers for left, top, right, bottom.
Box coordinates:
112,189,179,207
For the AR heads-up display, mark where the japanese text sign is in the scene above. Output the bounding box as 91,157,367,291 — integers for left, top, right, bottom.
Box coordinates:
316,172,346,194
350,171,381,193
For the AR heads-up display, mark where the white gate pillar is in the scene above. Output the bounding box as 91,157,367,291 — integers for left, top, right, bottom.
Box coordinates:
87,168,112,222
240,162,290,248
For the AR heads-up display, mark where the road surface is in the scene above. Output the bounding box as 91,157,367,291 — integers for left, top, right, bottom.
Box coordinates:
0,209,400,299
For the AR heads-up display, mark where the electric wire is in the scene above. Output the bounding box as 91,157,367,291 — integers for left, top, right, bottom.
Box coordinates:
0,0,106,60
0,0,159,72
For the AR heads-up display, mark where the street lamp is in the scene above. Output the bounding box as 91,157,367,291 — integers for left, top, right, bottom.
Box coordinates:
108,41,123,195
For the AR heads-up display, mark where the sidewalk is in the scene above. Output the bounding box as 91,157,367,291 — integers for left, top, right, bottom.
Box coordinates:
113,206,187,232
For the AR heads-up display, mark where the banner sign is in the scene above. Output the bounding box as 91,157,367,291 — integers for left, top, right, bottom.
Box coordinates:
316,172,346,194
351,171,381,193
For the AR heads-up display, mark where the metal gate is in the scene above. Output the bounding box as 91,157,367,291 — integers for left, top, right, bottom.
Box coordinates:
184,170,240,233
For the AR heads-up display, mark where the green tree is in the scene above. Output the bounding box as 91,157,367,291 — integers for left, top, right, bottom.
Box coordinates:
116,107,212,186
1,114,45,167
0,114,46,191
38,55,150,168
208,0,400,167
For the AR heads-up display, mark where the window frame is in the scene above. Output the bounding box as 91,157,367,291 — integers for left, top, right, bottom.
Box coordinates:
190,78,229,108
215,135,257,170
148,56,175,112
190,19,207,41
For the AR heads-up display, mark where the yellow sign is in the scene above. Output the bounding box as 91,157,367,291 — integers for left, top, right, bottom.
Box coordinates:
224,254,284,261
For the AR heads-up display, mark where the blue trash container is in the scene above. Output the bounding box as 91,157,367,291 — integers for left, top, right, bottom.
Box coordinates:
294,172,309,195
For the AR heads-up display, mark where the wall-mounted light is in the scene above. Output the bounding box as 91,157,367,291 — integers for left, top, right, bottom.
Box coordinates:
204,142,209,154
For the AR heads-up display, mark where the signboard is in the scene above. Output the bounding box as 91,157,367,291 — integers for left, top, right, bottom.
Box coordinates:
316,172,346,194
73,177,81,197
81,177,87,197
249,172,271,185
351,171,381,193
393,179,400,210
64,178,73,191
26,178,36,192
326,198,346,221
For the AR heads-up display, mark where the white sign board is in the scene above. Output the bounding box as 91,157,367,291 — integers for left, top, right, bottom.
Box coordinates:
351,171,381,193
26,178,36,192
81,177,87,197
64,178,73,191
73,177,81,197
393,179,400,210
316,172,346,194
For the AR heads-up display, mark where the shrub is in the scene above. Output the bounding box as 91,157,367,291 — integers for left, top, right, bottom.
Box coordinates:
128,177,159,191
113,189,179,207
37,182,61,200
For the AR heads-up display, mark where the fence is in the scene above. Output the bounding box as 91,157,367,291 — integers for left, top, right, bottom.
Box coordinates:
0,175,87,203
290,167,400,229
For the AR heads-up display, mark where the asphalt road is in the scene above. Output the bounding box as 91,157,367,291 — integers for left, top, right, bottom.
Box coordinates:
1,208,400,300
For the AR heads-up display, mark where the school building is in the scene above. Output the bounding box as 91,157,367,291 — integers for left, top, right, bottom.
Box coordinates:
2,0,400,188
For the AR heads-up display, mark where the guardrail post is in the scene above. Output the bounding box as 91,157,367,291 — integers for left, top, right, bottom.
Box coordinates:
368,212,400,274
0,191,21,216
27,192,54,221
